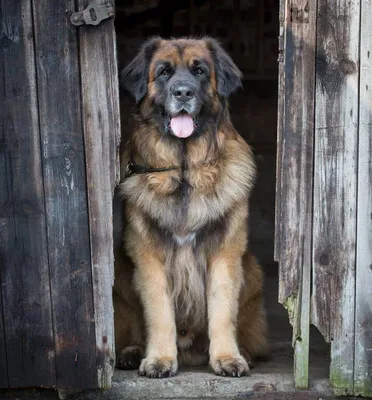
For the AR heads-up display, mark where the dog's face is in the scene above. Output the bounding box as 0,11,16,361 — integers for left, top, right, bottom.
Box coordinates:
121,38,242,138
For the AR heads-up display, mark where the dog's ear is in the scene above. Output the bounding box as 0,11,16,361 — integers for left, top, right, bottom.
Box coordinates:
120,37,160,103
207,38,243,97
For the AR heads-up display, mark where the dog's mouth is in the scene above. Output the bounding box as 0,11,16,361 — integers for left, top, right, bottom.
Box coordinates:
166,112,198,138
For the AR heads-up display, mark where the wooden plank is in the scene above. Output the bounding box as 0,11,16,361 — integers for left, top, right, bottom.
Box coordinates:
0,294,6,387
77,0,120,388
354,0,372,396
32,0,97,389
312,0,360,395
274,0,286,262
0,0,56,387
276,0,316,389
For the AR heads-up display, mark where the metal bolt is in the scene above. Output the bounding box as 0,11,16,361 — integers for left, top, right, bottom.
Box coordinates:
71,14,80,23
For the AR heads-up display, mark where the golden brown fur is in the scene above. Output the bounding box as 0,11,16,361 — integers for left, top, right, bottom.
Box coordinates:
114,37,268,378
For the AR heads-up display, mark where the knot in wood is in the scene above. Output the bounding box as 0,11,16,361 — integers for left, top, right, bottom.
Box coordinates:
340,58,356,75
319,253,330,266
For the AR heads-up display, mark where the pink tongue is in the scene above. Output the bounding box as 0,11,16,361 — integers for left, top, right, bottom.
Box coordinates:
170,114,194,138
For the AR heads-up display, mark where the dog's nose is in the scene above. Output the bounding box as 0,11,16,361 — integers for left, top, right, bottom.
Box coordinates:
172,83,195,102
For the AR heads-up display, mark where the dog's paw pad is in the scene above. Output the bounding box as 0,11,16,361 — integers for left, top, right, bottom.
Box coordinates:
116,345,144,370
211,355,250,377
139,357,178,378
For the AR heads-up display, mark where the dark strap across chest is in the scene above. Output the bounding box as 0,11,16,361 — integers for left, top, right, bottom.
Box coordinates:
124,160,178,178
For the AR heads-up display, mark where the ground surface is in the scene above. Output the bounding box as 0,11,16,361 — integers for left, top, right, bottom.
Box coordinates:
0,272,340,400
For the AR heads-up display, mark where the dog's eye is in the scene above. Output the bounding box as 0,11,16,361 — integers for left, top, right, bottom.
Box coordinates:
195,67,204,75
160,69,169,77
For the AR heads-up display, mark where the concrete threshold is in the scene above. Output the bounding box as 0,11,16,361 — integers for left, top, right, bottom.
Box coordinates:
0,371,333,400
103,367,333,400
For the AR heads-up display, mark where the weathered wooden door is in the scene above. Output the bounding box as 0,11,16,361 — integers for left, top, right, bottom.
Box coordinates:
0,0,119,389
276,0,372,397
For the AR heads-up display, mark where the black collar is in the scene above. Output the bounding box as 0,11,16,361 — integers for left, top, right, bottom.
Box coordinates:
124,160,178,178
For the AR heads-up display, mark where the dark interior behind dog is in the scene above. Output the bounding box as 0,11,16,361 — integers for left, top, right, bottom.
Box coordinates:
114,37,268,378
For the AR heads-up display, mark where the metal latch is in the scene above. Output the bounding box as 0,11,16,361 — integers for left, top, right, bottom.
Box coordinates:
70,3,114,26
291,4,309,23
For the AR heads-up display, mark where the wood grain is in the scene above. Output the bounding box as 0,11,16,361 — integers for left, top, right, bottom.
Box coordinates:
312,0,360,395
276,0,317,388
77,0,120,388
32,0,96,389
354,0,372,396
0,0,55,387
0,292,6,387
274,0,285,262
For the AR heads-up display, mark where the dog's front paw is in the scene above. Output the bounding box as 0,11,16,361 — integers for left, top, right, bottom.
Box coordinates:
139,356,178,378
210,354,250,377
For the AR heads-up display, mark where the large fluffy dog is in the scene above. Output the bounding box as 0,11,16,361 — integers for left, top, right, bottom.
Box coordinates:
114,37,268,378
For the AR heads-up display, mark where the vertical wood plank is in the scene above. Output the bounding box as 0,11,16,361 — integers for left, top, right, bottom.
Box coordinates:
354,0,372,396
0,0,56,387
77,0,120,388
274,0,286,262
0,295,6,387
312,0,360,395
32,0,97,389
276,0,316,389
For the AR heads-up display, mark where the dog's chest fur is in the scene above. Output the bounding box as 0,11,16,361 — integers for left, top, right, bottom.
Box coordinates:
147,170,228,329
121,134,254,329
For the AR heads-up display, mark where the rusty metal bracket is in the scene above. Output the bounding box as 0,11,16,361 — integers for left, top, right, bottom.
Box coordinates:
70,3,114,26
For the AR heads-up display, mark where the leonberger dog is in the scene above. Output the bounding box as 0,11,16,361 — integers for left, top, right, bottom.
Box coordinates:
114,37,268,378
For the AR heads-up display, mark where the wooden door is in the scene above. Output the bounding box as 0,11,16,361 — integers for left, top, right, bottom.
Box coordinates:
275,0,372,397
0,0,119,389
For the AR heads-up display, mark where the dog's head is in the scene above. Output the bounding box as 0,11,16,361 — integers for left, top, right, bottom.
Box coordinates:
121,37,242,138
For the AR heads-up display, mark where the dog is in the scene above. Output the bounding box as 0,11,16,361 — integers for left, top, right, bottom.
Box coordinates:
114,37,268,378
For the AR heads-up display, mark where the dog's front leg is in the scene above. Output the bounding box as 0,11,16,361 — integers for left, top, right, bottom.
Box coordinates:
133,252,178,378
207,248,249,377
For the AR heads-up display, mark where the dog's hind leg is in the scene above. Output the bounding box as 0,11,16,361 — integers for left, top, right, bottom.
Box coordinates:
116,345,145,370
237,253,269,367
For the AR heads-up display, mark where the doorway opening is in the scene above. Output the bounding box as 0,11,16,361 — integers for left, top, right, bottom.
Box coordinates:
113,0,330,393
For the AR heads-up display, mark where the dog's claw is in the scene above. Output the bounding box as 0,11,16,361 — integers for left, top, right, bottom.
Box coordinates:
211,355,250,378
139,357,178,378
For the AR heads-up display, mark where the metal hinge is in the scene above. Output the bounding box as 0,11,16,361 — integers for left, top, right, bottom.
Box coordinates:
291,4,309,23
70,3,114,26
